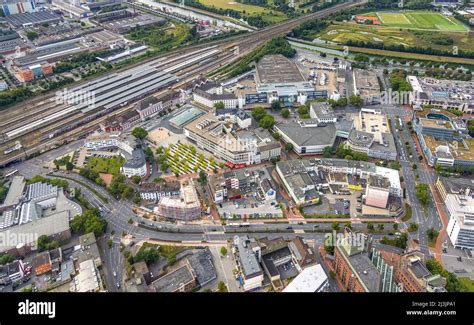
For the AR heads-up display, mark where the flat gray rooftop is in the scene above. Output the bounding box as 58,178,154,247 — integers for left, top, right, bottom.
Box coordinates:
256,55,305,84
276,122,336,147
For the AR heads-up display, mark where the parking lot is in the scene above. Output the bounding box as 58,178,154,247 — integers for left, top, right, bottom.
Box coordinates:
303,191,363,217
218,198,283,219
277,260,299,280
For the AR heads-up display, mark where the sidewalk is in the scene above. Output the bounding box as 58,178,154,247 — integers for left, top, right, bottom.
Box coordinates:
430,184,448,264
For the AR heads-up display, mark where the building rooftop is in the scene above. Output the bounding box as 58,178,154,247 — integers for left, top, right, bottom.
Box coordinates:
0,211,70,253
187,248,217,287
256,55,305,84
289,236,317,268
3,176,25,206
152,263,195,292
347,250,381,292
275,122,337,147
282,264,328,292
234,236,262,279
262,246,292,277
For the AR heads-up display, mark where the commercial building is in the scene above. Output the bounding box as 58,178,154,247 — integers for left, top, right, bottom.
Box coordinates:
413,108,474,167
348,108,397,161
309,102,337,124
282,264,329,292
5,10,61,28
333,230,380,292
407,75,474,112
364,175,391,209
155,179,201,221
1,0,37,16
184,112,281,165
353,69,381,104
73,259,102,292
232,235,264,291
437,177,474,249
214,108,251,130
208,167,276,204
253,55,325,106
139,181,181,202
0,259,27,285
289,236,317,270
0,211,71,255
396,251,447,292
151,262,197,292
276,158,401,206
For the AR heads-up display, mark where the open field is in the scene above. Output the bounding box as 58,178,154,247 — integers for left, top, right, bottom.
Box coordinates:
376,11,469,31
326,44,474,65
316,22,474,52
198,0,287,23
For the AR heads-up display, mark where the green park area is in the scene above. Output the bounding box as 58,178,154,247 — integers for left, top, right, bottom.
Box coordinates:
376,11,469,32
316,21,474,54
86,156,124,175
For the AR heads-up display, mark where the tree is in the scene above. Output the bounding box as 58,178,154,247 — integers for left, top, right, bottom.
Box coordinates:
131,127,148,140
332,222,340,231
214,102,225,110
408,222,419,232
259,115,275,130
284,143,294,152
251,107,266,121
281,108,290,118
198,170,207,186
349,95,363,107
217,281,228,292
367,223,374,231
336,97,347,107
0,253,15,265
66,161,74,171
393,223,399,230
322,146,333,158
220,246,228,256
134,249,159,265
377,224,384,231
131,175,141,184
37,235,59,252
415,183,430,205
427,227,439,241
271,100,281,110
70,209,107,237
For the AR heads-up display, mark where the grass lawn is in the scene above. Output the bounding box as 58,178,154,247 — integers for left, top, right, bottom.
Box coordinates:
86,156,124,175
376,11,469,32
198,0,287,23
126,23,191,51
317,23,474,53
458,277,474,292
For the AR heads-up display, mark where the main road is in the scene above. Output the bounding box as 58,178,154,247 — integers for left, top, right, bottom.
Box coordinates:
378,70,441,256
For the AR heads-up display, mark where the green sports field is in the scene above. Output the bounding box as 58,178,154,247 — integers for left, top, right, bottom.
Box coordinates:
376,11,469,32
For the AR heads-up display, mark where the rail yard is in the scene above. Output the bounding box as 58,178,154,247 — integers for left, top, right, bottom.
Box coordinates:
0,0,365,166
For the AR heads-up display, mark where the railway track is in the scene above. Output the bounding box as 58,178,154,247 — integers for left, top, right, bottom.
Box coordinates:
0,0,366,166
